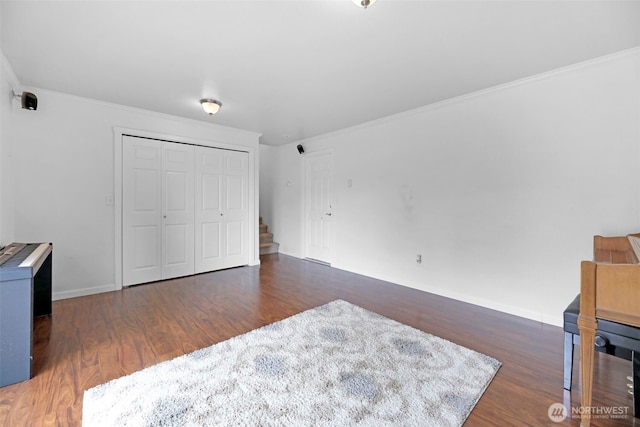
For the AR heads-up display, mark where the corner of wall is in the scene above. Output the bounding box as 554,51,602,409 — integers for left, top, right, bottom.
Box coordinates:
0,51,20,245
1,52,21,90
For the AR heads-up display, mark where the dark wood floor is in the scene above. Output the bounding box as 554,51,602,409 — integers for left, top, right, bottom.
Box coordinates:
0,253,636,426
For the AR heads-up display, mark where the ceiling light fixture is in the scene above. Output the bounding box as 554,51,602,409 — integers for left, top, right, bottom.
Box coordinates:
200,99,222,115
352,0,376,9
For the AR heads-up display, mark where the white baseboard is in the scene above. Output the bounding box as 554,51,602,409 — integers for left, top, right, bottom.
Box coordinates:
326,258,565,328
53,284,116,301
50,257,565,327
417,283,563,327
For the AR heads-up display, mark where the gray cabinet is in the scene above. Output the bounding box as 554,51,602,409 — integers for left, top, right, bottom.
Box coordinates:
0,243,52,387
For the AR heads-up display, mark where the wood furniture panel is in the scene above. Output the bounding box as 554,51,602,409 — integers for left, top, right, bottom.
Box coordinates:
578,233,640,426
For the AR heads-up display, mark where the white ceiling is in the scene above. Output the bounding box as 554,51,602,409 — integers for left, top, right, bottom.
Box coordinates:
2,1,639,146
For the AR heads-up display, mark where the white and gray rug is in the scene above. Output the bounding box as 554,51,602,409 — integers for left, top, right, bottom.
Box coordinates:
83,300,500,426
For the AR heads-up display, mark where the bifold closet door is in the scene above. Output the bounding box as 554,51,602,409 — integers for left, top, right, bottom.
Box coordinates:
123,137,162,286
195,147,249,273
122,136,195,286
161,142,195,279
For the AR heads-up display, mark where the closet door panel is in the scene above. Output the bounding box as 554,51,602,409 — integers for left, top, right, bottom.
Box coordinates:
202,174,222,211
195,147,225,273
225,221,243,256
225,175,244,211
122,137,162,286
221,150,249,267
164,224,188,265
161,142,195,280
201,222,222,259
132,226,159,270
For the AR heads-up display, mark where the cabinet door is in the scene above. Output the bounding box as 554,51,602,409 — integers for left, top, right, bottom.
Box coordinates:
161,142,195,279
122,136,162,286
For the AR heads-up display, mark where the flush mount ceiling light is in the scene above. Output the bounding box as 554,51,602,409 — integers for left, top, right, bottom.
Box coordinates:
352,0,376,9
200,99,222,115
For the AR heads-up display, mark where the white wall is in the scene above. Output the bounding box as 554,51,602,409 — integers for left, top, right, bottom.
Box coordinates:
5,83,260,300
259,144,276,228
266,48,640,326
0,53,18,245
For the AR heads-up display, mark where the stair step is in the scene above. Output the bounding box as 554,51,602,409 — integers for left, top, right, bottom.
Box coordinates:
258,216,278,255
260,242,279,255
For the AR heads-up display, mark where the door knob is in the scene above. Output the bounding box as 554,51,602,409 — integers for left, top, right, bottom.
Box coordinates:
325,213,332,216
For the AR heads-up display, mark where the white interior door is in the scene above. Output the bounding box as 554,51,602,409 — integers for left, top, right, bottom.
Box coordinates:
195,147,224,272
222,150,249,267
122,136,162,286
161,142,195,279
305,151,334,264
195,147,249,272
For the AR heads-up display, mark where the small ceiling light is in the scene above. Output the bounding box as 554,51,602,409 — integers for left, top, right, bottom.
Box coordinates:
200,99,222,115
352,0,376,9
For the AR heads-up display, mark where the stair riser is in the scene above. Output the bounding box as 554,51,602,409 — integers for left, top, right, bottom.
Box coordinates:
258,217,278,255
260,243,280,255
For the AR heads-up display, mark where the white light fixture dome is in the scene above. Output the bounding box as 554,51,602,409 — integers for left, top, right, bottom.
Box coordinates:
352,0,376,9
200,99,222,115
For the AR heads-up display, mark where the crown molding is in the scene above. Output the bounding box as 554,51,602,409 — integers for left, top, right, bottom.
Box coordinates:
292,46,640,147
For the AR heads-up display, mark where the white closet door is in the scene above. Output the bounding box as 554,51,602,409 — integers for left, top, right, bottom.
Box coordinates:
123,137,248,285
122,136,162,286
161,142,195,279
195,147,224,272
222,150,249,267
195,148,248,273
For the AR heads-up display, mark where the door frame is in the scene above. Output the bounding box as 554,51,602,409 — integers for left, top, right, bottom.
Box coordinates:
302,149,335,265
114,127,259,290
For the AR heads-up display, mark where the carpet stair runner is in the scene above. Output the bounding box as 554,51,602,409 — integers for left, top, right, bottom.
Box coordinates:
259,216,279,255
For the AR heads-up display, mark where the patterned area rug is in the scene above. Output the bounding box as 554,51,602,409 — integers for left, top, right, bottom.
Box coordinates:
83,300,500,426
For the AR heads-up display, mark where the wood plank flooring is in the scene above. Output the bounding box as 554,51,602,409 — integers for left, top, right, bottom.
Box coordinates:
0,253,637,426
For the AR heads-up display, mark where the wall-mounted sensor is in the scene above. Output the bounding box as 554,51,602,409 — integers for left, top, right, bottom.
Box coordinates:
22,92,37,110
13,91,38,110
297,144,304,154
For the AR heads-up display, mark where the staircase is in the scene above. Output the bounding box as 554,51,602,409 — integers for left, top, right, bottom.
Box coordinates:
259,217,279,255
